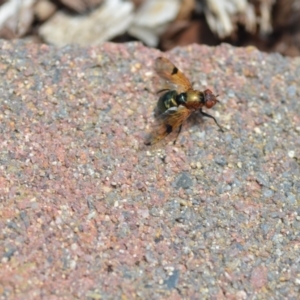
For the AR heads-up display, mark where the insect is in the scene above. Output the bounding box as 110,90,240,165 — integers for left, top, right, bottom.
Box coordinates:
145,57,223,145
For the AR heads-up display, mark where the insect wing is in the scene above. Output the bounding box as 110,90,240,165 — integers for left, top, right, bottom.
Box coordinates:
155,57,192,93
145,106,191,145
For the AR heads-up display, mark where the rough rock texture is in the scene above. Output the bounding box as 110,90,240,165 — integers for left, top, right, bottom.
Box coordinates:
0,40,299,299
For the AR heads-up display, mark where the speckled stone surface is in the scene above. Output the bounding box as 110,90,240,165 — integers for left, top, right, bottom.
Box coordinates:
0,40,299,299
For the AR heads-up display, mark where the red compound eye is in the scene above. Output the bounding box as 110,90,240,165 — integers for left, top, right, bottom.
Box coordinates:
204,89,219,108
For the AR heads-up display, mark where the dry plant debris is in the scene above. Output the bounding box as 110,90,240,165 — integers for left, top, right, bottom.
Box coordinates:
0,0,299,55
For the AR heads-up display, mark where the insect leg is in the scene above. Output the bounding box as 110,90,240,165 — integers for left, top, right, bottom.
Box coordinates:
200,109,224,132
173,124,182,145
157,88,170,94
